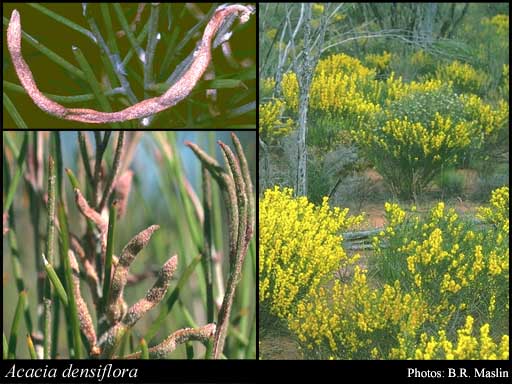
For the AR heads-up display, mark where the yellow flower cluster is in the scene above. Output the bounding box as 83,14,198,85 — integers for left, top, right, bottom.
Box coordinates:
263,187,509,359
413,316,509,360
281,54,382,117
384,73,446,103
352,111,474,199
409,49,435,69
312,3,324,16
501,64,509,101
477,186,509,236
365,51,392,72
482,14,509,36
259,187,362,320
435,60,488,95
260,77,276,98
259,98,294,143
460,94,508,139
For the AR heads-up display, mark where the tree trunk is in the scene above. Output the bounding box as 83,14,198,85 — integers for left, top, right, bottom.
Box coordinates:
296,87,309,196
259,137,269,192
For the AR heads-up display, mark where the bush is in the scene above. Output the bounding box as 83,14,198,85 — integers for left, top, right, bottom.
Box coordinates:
259,187,362,320
353,89,475,200
435,60,489,96
259,98,294,144
275,187,509,359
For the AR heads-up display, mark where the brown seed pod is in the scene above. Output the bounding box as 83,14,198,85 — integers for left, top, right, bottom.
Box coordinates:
6,5,254,124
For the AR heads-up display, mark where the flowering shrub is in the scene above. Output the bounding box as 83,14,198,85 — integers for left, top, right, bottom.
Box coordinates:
409,49,437,76
352,87,476,200
275,50,508,197
259,98,294,144
260,77,276,98
259,187,362,319
260,186,509,359
411,316,509,360
280,53,381,148
365,51,392,74
435,60,489,96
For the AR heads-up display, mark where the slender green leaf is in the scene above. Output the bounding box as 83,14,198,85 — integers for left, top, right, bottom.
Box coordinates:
65,167,81,190
58,203,82,358
3,332,8,359
28,3,96,42
42,254,69,307
4,133,28,213
3,92,27,128
26,334,37,359
8,291,26,359
112,3,144,71
140,338,149,360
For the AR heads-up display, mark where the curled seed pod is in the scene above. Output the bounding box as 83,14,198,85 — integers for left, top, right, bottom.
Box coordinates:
231,132,254,241
74,187,108,256
123,255,178,327
124,323,217,359
6,5,254,123
218,141,247,266
74,188,106,231
107,225,160,324
70,235,99,302
113,170,134,219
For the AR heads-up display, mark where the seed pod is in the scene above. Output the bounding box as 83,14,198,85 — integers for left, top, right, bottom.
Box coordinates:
124,323,216,359
68,250,97,354
123,255,178,327
107,225,160,324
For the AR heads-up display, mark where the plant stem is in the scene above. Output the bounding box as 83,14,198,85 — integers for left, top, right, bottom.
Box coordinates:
140,338,149,359
77,132,94,188
42,155,56,359
3,332,8,359
28,3,97,42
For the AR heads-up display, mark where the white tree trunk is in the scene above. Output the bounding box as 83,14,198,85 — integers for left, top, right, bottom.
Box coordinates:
296,87,309,196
